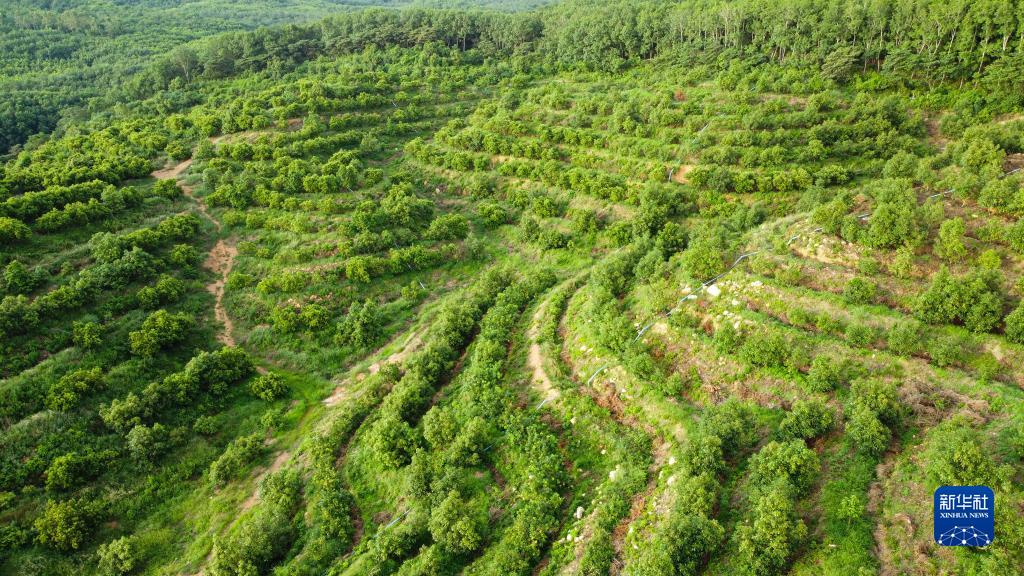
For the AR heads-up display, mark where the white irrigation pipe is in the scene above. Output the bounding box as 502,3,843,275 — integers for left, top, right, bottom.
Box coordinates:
926,188,955,200
370,508,412,540
631,248,763,344
585,363,611,386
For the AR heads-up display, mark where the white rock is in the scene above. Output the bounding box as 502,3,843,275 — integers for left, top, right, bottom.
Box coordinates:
707,284,721,297
575,506,585,519
668,456,676,466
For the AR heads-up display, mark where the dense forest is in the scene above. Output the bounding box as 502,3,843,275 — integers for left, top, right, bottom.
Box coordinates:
2,1,1024,575
0,0,547,154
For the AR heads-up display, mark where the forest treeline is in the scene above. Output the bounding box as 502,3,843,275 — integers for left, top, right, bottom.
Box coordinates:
0,0,404,155
137,0,1024,95
7,0,1024,155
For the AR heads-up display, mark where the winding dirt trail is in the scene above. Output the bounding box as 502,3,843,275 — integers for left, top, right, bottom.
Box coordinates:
239,448,291,512
525,279,664,576
204,239,237,347
151,155,235,346
526,304,560,406
323,328,423,407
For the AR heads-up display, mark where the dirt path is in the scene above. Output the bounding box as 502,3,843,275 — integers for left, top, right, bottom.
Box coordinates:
154,157,219,231
151,158,192,181
239,448,291,512
152,155,235,345
323,329,423,407
526,304,560,405
671,163,693,184
204,239,237,347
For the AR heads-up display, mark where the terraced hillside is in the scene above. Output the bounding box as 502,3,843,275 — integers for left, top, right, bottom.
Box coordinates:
3,5,1024,576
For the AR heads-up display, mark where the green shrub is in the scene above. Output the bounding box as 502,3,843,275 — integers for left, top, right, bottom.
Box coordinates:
72,321,103,350
915,267,1005,333
34,498,98,551
699,398,755,456
739,330,789,368
0,217,31,244
97,536,139,576
934,217,967,262
845,405,890,456
128,310,192,356
713,321,742,353
889,246,914,278
842,277,876,304
928,335,967,367
681,241,724,280
426,213,470,241
477,202,510,227
47,367,104,411
45,451,113,491
126,423,170,463
152,179,181,199
857,257,880,275
1005,303,1024,344
210,471,302,576
848,378,901,424
735,481,807,576
806,355,847,392
428,491,484,555
250,373,288,401
778,399,834,441
747,440,820,494
976,249,1001,270
209,434,263,487
886,320,922,356
845,322,877,347
3,260,40,294
922,420,1000,487
335,299,383,348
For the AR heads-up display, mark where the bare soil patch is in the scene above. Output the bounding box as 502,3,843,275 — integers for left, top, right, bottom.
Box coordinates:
671,164,693,184
527,305,560,405
204,240,238,347
924,116,948,150
152,156,236,347
996,112,1024,125
151,158,193,180
240,449,291,511
324,329,423,407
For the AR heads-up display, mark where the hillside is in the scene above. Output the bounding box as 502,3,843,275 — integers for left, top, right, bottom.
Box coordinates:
2,2,1024,575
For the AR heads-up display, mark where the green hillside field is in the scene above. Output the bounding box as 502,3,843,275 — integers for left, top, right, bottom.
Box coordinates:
2,2,1024,575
